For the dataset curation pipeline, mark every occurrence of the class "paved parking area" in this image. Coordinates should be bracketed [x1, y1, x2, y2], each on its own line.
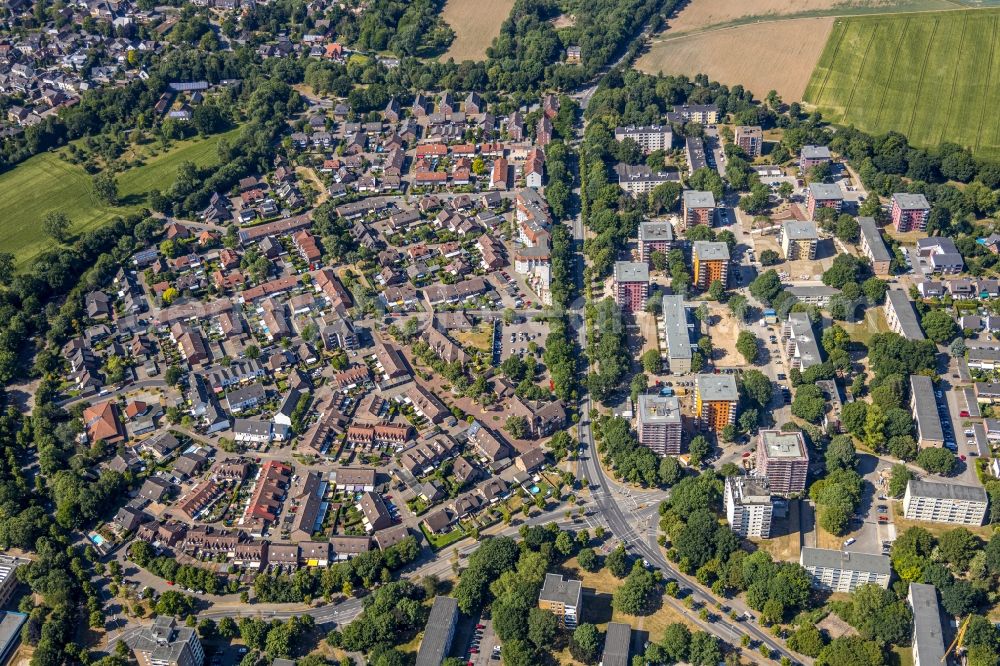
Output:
[499, 320, 548, 361]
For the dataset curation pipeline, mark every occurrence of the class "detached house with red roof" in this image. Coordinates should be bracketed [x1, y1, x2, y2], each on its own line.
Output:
[83, 401, 125, 444]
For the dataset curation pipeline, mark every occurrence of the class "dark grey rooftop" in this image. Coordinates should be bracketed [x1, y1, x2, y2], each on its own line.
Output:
[415, 596, 459, 666]
[801, 547, 891, 575]
[639, 220, 674, 242]
[907, 479, 988, 503]
[886, 290, 925, 340]
[601, 622, 632, 666]
[858, 217, 891, 262]
[539, 573, 582, 607]
[909, 374, 943, 443]
[909, 583, 946, 665]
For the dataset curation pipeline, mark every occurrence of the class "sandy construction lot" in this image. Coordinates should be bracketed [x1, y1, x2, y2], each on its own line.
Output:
[440, 0, 515, 61]
[666, 0, 954, 33]
[636, 17, 836, 101]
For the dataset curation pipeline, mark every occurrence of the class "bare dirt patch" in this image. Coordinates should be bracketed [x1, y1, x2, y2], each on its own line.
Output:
[707, 304, 747, 368]
[636, 17, 836, 101]
[440, 0, 516, 61]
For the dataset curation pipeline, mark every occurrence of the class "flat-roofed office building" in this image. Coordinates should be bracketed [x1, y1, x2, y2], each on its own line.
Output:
[903, 479, 988, 526]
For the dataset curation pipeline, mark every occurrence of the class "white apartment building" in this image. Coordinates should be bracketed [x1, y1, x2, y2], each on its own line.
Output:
[724, 476, 773, 538]
[800, 547, 891, 593]
[614, 125, 673, 153]
[903, 479, 988, 526]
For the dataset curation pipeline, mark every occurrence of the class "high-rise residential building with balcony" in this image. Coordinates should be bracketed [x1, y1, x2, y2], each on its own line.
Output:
[755, 430, 809, 495]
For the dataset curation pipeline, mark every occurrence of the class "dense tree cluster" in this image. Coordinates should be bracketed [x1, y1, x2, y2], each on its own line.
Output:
[252, 536, 420, 602]
[587, 298, 631, 403]
[658, 472, 815, 619]
[595, 415, 682, 487]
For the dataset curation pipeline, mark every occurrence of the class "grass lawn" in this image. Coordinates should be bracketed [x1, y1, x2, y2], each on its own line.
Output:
[890, 645, 914, 666]
[0, 126, 240, 266]
[891, 501, 998, 540]
[804, 9, 1000, 157]
[420, 522, 468, 550]
[452, 327, 493, 352]
[563, 557, 699, 636]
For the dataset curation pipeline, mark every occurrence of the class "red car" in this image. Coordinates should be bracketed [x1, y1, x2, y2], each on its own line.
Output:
[476, 624, 486, 630]
[960, 410, 970, 417]
[960, 454, 967, 461]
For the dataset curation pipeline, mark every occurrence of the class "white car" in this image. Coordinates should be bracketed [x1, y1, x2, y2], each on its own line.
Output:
[843, 538, 856, 547]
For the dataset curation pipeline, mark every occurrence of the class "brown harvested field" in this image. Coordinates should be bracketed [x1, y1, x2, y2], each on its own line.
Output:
[440, 0, 515, 61]
[636, 17, 836, 101]
[665, 0, 956, 33]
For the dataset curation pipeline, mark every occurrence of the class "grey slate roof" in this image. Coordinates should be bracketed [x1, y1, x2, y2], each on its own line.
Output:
[909, 374, 943, 443]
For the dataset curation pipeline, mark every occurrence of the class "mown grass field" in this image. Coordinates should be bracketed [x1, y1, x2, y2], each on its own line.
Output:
[0, 127, 240, 266]
[439, 0, 515, 61]
[803, 9, 1000, 157]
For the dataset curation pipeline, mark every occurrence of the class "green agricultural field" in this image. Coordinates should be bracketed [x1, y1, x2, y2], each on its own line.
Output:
[0, 126, 240, 266]
[804, 9, 1000, 158]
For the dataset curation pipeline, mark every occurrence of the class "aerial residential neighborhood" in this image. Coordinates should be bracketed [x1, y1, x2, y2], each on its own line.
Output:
[1, 1, 1000, 666]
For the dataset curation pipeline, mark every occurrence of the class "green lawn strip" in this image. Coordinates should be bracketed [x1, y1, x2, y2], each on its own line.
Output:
[0, 126, 241, 265]
[420, 522, 468, 551]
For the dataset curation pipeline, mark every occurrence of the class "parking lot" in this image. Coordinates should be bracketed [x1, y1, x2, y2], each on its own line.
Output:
[499, 319, 548, 361]
[454, 617, 499, 665]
